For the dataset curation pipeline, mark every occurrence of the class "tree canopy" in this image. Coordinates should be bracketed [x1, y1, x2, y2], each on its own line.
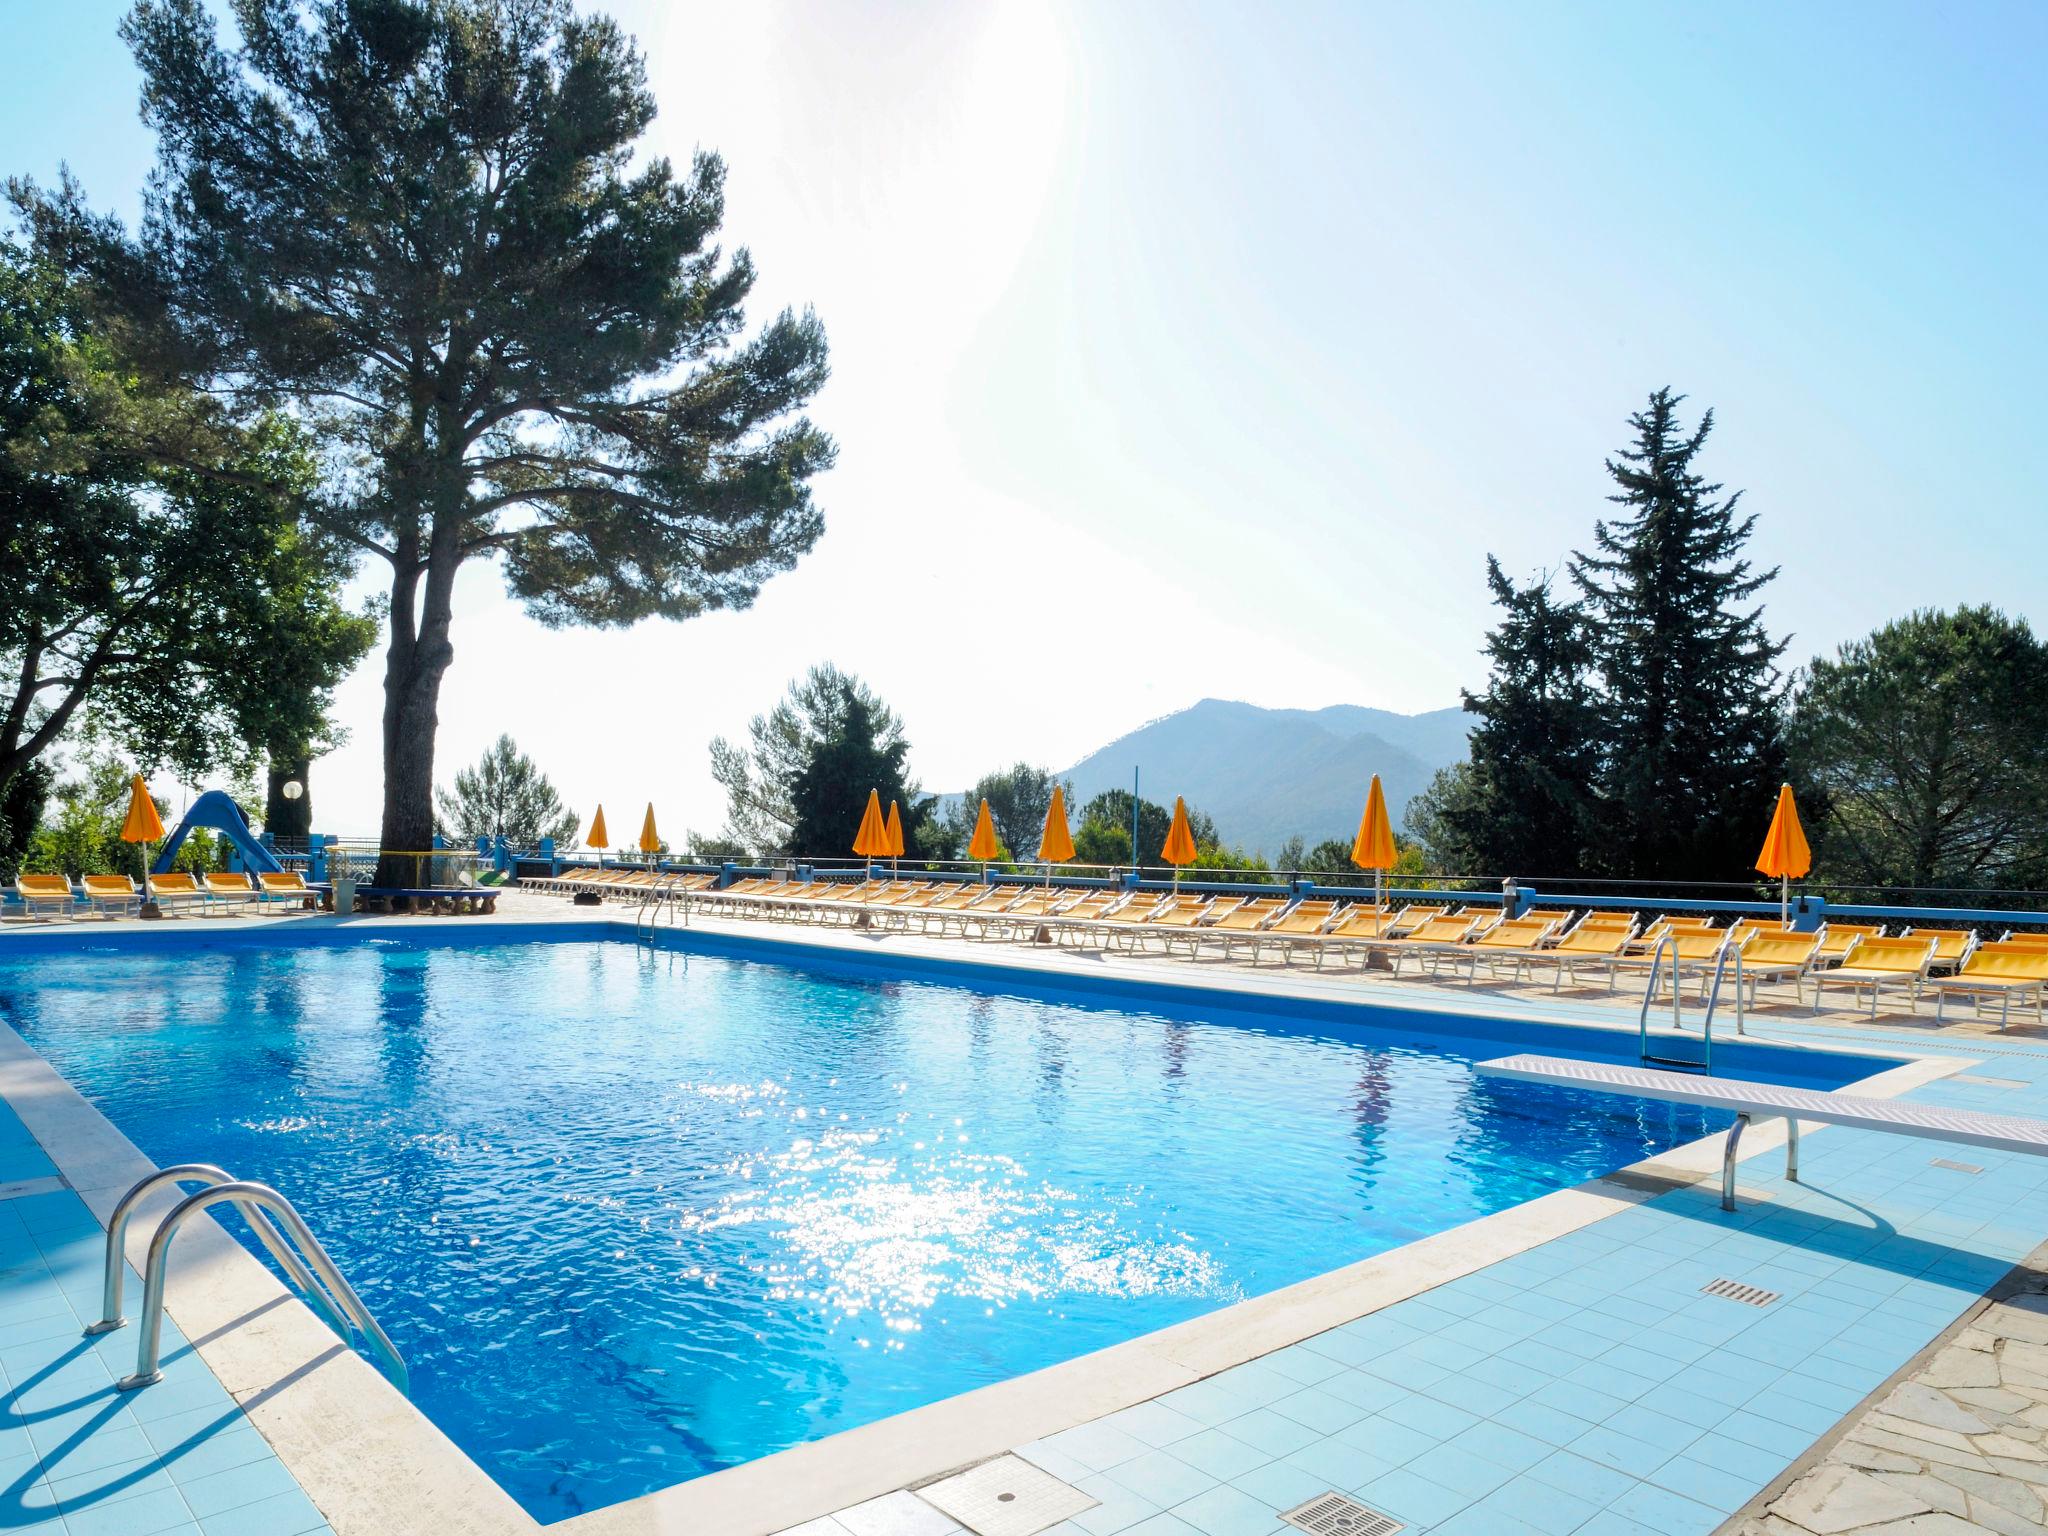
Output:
[939, 763, 1069, 863]
[709, 664, 907, 855]
[0, 239, 370, 867]
[435, 733, 579, 847]
[785, 682, 934, 860]
[1786, 607, 2048, 891]
[16, 0, 832, 882]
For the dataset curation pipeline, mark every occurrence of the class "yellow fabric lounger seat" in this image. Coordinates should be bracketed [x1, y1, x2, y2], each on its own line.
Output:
[1443, 917, 1565, 982]
[1287, 904, 1396, 969]
[1526, 926, 1635, 990]
[1813, 923, 1885, 967]
[1809, 935, 1939, 1017]
[1734, 932, 1824, 1007]
[204, 872, 259, 913]
[1243, 899, 1339, 963]
[80, 874, 142, 918]
[256, 871, 319, 910]
[1625, 916, 1720, 953]
[1902, 927, 1977, 976]
[145, 872, 207, 912]
[1384, 904, 1448, 937]
[14, 873, 78, 920]
[1187, 896, 1286, 956]
[1371, 913, 1483, 975]
[1926, 943, 2048, 1029]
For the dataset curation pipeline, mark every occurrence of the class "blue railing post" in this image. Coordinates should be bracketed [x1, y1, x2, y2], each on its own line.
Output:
[538, 836, 556, 876]
[1793, 895, 1826, 933]
[308, 833, 326, 883]
[721, 861, 737, 889]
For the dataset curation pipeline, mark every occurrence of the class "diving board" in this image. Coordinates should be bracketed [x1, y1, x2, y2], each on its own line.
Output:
[1478, 1053, 2048, 1210]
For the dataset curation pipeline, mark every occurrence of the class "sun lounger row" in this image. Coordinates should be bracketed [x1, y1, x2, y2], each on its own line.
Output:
[7, 871, 323, 919]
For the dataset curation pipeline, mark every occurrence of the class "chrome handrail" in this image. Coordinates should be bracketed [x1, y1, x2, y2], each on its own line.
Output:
[89, 1166, 345, 1339]
[113, 1179, 407, 1394]
[1636, 935, 1685, 1063]
[1699, 939, 1747, 1040]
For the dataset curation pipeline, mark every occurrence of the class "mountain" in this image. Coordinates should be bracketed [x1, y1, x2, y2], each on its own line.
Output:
[1055, 698, 1473, 858]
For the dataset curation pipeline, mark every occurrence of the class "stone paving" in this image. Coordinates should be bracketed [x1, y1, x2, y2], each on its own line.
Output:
[1727, 1260, 2048, 1536]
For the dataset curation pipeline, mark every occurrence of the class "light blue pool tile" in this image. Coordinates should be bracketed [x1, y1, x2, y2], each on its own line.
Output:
[1490, 1399, 1593, 1449]
[1405, 1442, 1513, 1501]
[1154, 1381, 1261, 1429]
[1600, 1404, 1700, 1456]
[61, 1485, 197, 1536]
[1266, 1386, 1368, 1435]
[1220, 1461, 1325, 1514]
[1070, 1473, 1160, 1536]
[1205, 1364, 1296, 1409]
[1015, 1440, 1096, 1487]
[1279, 1435, 1391, 1493]
[1648, 1449, 1771, 1512]
[1566, 1424, 1670, 1477]
[196, 1488, 330, 1536]
[1443, 1421, 1549, 1474]
[1217, 1409, 1320, 1460]
[1525, 1378, 1626, 1424]
[1258, 1345, 1348, 1387]
[174, 1455, 307, 1520]
[1603, 1479, 1723, 1536]
[1771, 1370, 1868, 1413]
[1683, 1429, 1794, 1485]
[1429, 1506, 1547, 1536]
[1313, 1371, 1407, 1414]
[1040, 1422, 1148, 1474]
[1329, 1415, 1436, 1467]
[1104, 1449, 1216, 1509]
[1386, 1394, 1477, 1442]
[1162, 1429, 1266, 1483]
[1117, 1515, 1200, 1536]
[1418, 1372, 1515, 1418]
[1102, 1401, 1204, 1450]
[1462, 1476, 1603, 1535]
[1574, 1510, 1667, 1536]
[1744, 1389, 1848, 1435]
[1351, 1467, 1468, 1527]
[1165, 1483, 1285, 1536]
[1455, 1356, 1552, 1399]
[1559, 1360, 1658, 1403]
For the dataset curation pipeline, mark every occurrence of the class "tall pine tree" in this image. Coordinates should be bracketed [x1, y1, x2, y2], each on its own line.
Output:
[1571, 389, 1787, 880]
[1434, 558, 1600, 874]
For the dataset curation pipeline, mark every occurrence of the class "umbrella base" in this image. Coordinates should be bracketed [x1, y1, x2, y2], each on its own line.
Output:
[138, 901, 164, 921]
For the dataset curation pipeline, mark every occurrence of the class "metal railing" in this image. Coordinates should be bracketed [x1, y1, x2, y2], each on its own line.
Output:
[90, 1166, 406, 1394]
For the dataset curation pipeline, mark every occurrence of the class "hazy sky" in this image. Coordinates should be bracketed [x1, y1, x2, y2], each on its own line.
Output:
[5, 1, 2044, 840]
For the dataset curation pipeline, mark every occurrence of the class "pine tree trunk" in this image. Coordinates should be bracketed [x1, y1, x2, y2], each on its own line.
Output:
[374, 539, 458, 889]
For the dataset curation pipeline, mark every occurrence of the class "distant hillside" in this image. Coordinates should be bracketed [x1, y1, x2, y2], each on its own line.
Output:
[1056, 698, 1473, 857]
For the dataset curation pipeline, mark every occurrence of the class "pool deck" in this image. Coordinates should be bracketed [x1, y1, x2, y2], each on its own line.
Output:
[3, 892, 2048, 1536]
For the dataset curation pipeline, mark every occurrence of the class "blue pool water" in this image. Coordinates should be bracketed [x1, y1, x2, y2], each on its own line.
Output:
[0, 935, 1887, 1520]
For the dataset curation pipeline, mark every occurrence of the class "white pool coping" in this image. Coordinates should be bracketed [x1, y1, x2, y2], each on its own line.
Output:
[0, 898, 1968, 1535]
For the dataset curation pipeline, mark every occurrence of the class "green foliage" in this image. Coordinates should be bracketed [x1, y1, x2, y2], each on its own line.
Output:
[434, 734, 579, 847]
[1570, 388, 1787, 879]
[1786, 607, 2048, 889]
[940, 764, 1071, 867]
[21, 754, 156, 878]
[0, 761, 53, 875]
[18, 0, 834, 874]
[0, 240, 371, 808]
[711, 665, 909, 854]
[785, 681, 936, 860]
[1072, 790, 1218, 870]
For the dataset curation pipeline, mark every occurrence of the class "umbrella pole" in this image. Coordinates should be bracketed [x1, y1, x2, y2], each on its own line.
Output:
[1781, 873, 1789, 925]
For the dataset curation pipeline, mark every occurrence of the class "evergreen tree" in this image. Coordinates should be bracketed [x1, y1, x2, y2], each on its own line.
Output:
[1571, 389, 1787, 880]
[1072, 790, 1217, 869]
[710, 665, 907, 853]
[785, 684, 934, 860]
[942, 763, 1070, 863]
[435, 735, 578, 847]
[1435, 559, 1600, 875]
[18, 0, 833, 887]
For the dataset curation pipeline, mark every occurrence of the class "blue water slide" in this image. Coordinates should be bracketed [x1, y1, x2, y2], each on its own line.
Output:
[150, 790, 284, 876]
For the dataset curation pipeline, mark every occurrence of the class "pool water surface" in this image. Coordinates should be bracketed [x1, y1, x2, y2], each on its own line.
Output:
[0, 936, 1881, 1520]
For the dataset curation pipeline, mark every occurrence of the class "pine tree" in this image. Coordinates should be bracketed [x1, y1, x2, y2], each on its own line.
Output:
[1571, 388, 1787, 880]
[785, 685, 934, 860]
[1434, 558, 1600, 875]
[435, 735, 578, 847]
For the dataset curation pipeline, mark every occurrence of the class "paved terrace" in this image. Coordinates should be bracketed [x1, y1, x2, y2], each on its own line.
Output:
[0, 889, 2045, 1536]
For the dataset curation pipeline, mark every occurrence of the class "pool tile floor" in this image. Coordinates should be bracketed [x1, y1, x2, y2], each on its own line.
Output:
[0, 1103, 332, 1536]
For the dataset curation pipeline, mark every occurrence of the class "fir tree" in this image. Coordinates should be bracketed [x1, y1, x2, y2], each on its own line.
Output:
[1436, 558, 1600, 875]
[785, 685, 934, 860]
[1571, 388, 1787, 880]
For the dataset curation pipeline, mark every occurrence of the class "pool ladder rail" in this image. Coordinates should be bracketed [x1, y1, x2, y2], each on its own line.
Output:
[87, 1165, 408, 1395]
[633, 875, 692, 944]
[1636, 934, 1747, 1073]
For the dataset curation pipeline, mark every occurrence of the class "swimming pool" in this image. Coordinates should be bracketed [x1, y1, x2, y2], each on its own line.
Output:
[0, 933, 1889, 1521]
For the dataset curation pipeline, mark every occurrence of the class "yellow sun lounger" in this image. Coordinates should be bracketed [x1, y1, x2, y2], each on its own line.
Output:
[1927, 942, 2048, 1029]
[80, 874, 142, 919]
[1809, 935, 1939, 1017]
[255, 871, 318, 910]
[204, 872, 259, 914]
[1244, 899, 1342, 963]
[145, 872, 208, 913]
[1901, 927, 1978, 976]
[1282, 904, 1397, 969]
[1442, 917, 1565, 983]
[1523, 925, 1636, 990]
[1385, 904, 1448, 937]
[1813, 923, 1886, 967]
[1372, 913, 1483, 975]
[1732, 932, 1824, 1006]
[14, 873, 78, 920]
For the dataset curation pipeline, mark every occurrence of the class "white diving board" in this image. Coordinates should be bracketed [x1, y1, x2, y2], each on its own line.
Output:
[1478, 1053, 2048, 1210]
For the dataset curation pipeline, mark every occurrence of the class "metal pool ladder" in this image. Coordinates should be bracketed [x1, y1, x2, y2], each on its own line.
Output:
[87, 1165, 407, 1394]
[1637, 935, 1745, 1072]
[633, 876, 689, 944]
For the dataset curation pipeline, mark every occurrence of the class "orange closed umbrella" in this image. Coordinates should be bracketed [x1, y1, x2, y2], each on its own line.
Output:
[639, 803, 660, 858]
[1161, 796, 1198, 886]
[1350, 773, 1397, 907]
[852, 789, 891, 861]
[120, 774, 165, 846]
[587, 805, 609, 865]
[1037, 786, 1076, 881]
[1755, 783, 1812, 922]
[885, 800, 905, 867]
[967, 799, 1001, 865]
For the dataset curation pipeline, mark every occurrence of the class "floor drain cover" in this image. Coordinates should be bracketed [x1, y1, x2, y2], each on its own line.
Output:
[1702, 1276, 1781, 1307]
[918, 1454, 1097, 1536]
[1931, 1157, 1985, 1174]
[1280, 1491, 1405, 1535]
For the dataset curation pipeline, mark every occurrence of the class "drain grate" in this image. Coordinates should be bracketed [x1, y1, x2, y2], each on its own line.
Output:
[1280, 1491, 1404, 1535]
[1931, 1156, 1985, 1174]
[1702, 1276, 1781, 1307]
